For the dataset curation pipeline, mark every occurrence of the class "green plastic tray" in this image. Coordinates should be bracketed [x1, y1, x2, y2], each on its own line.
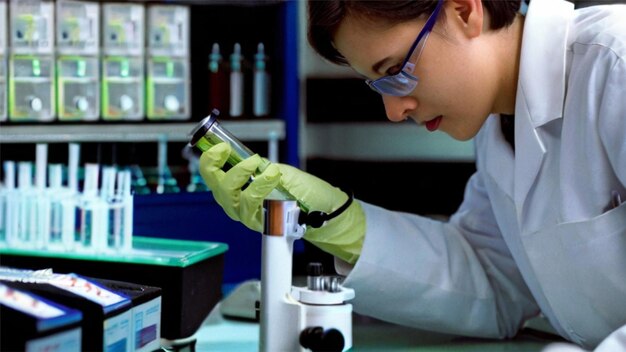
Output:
[0, 236, 228, 267]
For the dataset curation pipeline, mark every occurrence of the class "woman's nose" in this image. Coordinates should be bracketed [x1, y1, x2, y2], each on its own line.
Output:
[382, 95, 417, 122]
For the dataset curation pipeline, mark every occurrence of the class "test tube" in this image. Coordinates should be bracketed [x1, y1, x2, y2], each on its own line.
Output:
[35, 144, 50, 249]
[189, 109, 258, 165]
[68, 143, 80, 193]
[101, 166, 119, 248]
[122, 170, 133, 251]
[188, 109, 310, 212]
[17, 162, 34, 246]
[47, 159, 75, 251]
[78, 163, 108, 251]
[2, 161, 16, 245]
[48, 164, 63, 244]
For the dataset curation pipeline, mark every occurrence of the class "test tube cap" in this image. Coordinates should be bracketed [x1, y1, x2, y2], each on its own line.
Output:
[189, 109, 220, 147]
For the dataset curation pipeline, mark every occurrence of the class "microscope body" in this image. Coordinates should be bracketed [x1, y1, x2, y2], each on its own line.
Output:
[261, 199, 355, 352]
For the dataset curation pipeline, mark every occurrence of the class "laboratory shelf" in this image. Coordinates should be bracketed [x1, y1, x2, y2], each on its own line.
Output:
[0, 119, 285, 144]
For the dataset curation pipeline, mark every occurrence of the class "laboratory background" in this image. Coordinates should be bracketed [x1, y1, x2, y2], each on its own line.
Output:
[0, 0, 621, 351]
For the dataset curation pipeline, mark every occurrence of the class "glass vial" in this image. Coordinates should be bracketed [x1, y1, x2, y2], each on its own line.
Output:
[253, 43, 270, 117]
[229, 43, 244, 117]
[0, 161, 16, 246]
[77, 163, 108, 251]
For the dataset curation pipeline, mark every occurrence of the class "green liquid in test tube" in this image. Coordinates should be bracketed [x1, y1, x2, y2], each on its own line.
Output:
[189, 109, 310, 213]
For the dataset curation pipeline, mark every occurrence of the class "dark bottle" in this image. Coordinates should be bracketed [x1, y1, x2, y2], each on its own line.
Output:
[208, 43, 229, 116]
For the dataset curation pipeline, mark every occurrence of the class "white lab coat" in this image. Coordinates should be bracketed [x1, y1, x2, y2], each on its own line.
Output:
[338, 0, 626, 350]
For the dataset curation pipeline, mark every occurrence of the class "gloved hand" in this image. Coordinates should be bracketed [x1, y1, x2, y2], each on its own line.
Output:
[199, 142, 365, 264]
[199, 142, 281, 232]
[278, 163, 365, 264]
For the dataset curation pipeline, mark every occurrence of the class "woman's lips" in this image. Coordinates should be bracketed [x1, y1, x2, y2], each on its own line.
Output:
[425, 115, 442, 132]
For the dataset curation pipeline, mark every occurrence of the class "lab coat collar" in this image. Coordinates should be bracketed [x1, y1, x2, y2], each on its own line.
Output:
[517, 0, 574, 128]
[513, 0, 574, 225]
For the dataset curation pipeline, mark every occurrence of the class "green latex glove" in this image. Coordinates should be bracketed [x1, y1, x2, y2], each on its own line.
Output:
[199, 142, 365, 264]
[278, 163, 365, 264]
[199, 142, 281, 232]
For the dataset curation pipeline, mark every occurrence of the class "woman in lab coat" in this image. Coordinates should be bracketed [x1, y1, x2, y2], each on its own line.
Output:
[200, 0, 626, 350]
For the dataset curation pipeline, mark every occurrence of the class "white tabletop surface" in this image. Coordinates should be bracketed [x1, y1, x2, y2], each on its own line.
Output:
[191, 302, 560, 352]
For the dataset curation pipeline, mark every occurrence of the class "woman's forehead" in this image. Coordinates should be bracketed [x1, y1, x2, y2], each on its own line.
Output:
[333, 15, 420, 74]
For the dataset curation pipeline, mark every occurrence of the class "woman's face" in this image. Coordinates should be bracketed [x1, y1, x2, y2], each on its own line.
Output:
[332, 3, 505, 141]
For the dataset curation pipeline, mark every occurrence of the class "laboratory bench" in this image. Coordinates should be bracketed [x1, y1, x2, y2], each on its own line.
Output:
[185, 301, 562, 352]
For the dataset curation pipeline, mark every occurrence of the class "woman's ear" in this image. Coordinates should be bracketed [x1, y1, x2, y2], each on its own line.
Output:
[444, 0, 484, 39]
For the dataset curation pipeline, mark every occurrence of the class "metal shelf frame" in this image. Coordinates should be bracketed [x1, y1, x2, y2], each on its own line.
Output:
[0, 120, 285, 144]
[0, 120, 285, 162]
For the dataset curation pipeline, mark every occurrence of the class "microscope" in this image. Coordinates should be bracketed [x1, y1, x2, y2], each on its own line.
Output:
[260, 199, 355, 352]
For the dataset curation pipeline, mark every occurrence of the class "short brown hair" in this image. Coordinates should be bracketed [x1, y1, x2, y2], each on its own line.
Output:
[308, 0, 521, 65]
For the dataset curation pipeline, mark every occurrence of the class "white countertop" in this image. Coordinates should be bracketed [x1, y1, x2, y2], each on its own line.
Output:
[189, 302, 560, 352]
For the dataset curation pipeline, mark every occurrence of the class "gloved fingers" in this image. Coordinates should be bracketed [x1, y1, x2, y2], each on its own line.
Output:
[199, 142, 231, 187]
[277, 163, 348, 213]
[238, 163, 281, 233]
[200, 142, 231, 170]
[304, 201, 366, 265]
[277, 163, 312, 199]
[241, 163, 281, 206]
[238, 201, 263, 233]
[223, 154, 264, 192]
[219, 197, 242, 222]
[212, 154, 263, 222]
[208, 182, 241, 222]
[199, 142, 249, 222]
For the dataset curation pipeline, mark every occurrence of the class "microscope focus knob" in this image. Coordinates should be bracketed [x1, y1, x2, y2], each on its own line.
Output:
[299, 326, 345, 352]
[307, 262, 323, 276]
[307, 263, 324, 291]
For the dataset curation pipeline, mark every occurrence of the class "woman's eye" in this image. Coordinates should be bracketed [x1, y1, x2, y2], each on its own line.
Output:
[386, 64, 402, 76]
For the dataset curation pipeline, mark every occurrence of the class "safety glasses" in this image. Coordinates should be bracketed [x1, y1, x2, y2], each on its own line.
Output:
[366, 0, 443, 96]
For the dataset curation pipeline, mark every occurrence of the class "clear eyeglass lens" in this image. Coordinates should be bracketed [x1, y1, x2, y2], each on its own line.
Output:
[369, 72, 418, 96]
[367, 28, 432, 96]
